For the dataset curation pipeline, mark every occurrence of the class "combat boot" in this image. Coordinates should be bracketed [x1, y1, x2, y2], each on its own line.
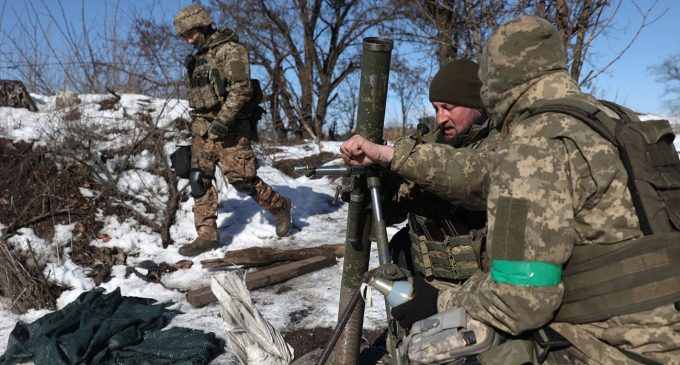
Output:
[274, 198, 292, 238]
[179, 238, 218, 257]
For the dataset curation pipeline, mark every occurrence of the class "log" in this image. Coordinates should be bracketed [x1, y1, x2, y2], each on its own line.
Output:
[187, 255, 337, 308]
[200, 244, 344, 270]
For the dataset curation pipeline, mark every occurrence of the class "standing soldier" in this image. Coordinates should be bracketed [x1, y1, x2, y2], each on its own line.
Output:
[174, 4, 291, 256]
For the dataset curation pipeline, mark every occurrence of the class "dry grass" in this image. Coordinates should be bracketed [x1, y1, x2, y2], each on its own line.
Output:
[0, 242, 62, 313]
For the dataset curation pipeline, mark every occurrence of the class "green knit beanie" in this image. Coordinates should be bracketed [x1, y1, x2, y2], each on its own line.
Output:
[429, 59, 483, 109]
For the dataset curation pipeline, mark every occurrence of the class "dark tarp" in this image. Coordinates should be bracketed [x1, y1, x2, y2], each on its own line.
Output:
[0, 287, 224, 365]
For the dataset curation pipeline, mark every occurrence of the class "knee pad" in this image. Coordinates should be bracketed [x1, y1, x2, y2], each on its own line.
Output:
[189, 169, 212, 198]
[170, 145, 191, 179]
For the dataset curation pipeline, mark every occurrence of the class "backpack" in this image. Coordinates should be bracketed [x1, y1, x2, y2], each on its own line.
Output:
[525, 97, 680, 235]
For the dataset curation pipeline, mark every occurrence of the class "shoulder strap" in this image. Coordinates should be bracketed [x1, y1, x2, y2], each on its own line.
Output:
[524, 97, 617, 145]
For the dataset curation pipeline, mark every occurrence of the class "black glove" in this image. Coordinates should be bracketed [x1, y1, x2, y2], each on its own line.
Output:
[184, 54, 196, 74]
[208, 120, 230, 138]
[390, 275, 439, 330]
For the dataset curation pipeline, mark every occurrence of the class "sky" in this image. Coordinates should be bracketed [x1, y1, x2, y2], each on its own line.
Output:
[1, 0, 678, 121]
[586, 0, 680, 115]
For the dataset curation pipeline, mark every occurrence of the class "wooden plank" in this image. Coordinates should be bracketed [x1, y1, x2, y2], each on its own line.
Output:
[186, 255, 337, 308]
[200, 244, 344, 269]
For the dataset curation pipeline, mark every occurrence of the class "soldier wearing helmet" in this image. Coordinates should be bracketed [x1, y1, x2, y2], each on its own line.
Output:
[174, 4, 291, 256]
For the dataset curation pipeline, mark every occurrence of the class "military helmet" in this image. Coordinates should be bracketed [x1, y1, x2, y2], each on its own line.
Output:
[174, 4, 213, 36]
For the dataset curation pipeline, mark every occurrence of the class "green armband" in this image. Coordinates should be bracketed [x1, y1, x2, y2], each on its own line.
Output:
[490, 259, 561, 287]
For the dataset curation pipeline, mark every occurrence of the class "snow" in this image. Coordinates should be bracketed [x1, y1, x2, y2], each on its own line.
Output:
[0, 93, 392, 363]
[4, 92, 673, 362]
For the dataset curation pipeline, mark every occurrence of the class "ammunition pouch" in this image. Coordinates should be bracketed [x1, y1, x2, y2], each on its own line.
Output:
[401, 307, 500, 364]
[187, 55, 227, 111]
[170, 145, 192, 179]
[409, 218, 484, 282]
[189, 169, 210, 198]
[208, 119, 230, 138]
[556, 232, 680, 323]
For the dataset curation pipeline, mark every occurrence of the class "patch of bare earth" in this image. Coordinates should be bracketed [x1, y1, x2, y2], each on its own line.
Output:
[283, 327, 387, 364]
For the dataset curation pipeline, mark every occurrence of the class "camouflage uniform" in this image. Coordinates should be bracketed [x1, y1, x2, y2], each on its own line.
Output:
[389, 16, 680, 364]
[174, 5, 291, 254]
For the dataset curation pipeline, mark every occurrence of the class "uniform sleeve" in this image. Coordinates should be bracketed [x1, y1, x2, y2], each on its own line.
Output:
[216, 43, 252, 124]
[390, 137, 489, 210]
[437, 135, 574, 335]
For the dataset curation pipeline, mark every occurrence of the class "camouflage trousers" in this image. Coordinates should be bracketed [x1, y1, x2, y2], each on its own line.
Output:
[191, 134, 289, 241]
[432, 280, 680, 364]
[546, 303, 680, 365]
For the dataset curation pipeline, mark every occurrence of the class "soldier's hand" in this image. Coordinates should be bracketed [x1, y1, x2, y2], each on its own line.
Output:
[340, 135, 394, 167]
[391, 275, 439, 330]
[208, 120, 229, 139]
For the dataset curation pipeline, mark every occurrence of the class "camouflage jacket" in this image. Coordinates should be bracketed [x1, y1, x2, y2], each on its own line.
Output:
[390, 16, 680, 364]
[187, 29, 254, 139]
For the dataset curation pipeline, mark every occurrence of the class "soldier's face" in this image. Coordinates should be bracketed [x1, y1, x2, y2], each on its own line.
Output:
[182, 29, 202, 45]
[433, 102, 481, 142]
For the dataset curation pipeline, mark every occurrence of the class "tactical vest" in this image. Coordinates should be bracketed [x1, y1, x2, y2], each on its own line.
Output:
[409, 214, 485, 281]
[186, 52, 227, 111]
[523, 97, 680, 323]
[185, 29, 239, 111]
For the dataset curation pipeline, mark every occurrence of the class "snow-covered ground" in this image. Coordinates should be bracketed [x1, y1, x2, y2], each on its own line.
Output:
[0, 94, 394, 362]
[1, 94, 678, 363]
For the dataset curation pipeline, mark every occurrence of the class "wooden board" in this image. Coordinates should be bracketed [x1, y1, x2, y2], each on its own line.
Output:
[186, 255, 337, 308]
[200, 244, 344, 269]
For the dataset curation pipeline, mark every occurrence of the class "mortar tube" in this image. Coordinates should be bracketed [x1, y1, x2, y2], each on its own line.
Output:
[333, 36, 392, 365]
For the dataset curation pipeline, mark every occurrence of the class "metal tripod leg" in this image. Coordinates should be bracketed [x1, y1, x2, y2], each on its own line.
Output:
[367, 174, 406, 365]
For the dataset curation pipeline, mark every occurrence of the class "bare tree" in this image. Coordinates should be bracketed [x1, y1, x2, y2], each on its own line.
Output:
[390, 56, 426, 136]
[652, 53, 680, 116]
[390, 0, 664, 87]
[532, 0, 665, 86]
[389, 0, 507, 64]
[332, 70, 361, 135]
[213, 0, 398, 141]
[0, 0, 186, 96]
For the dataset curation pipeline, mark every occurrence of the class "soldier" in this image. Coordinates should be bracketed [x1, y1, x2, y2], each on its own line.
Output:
[342, 16, 680, 364]
[383, 60, 493, 330]
[174, 4, 291, 257]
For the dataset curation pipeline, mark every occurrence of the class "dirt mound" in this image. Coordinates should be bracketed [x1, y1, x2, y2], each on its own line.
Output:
[272, 151, 340, 178]
[0, 138, 125, 312]
[0, 138, 95, 239]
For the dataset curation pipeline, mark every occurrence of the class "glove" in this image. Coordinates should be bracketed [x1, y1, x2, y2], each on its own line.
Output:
[184, 54, 196, 73]
[391, 275, 439, 330]
[208, 120, 230, 138]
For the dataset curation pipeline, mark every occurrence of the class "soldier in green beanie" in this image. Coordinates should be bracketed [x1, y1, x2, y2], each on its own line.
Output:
[381, 59, 495, 332]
